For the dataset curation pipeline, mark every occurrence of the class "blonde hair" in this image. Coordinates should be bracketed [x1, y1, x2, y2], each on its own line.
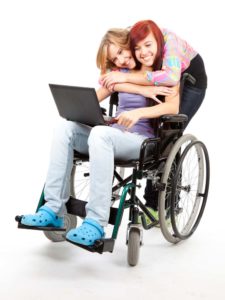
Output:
[96, 28, 130, 74]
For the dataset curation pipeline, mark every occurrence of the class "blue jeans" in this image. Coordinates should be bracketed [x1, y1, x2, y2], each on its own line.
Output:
[44, 119, 147, 226]
[179, 84, 206, 126]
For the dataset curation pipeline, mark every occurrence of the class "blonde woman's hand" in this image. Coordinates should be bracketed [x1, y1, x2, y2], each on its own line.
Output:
[100, 71, 127, 88]
[115, 110, 142, 129]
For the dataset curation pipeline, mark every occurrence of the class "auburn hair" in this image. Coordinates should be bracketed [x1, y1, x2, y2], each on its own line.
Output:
[130, 20, 164, 71]
[130, 20, 165, 133]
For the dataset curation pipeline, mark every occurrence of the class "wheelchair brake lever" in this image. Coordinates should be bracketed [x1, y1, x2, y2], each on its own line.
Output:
[104, 117, 118, 125]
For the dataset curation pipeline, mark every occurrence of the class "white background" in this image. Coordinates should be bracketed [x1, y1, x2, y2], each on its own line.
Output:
[0, 0, 224, 299]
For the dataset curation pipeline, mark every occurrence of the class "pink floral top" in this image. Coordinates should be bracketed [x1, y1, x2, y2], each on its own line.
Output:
[146, 28, 197, 86]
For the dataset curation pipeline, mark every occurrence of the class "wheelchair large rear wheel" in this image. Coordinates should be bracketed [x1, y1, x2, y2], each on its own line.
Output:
[70, 161, 125, 202]
[70, 161, 90, 201]
[159, 134, 199, 243]
[170, 140, 210, 240]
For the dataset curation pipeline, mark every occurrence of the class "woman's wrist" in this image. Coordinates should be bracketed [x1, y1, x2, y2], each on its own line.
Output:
[126, 72, 133, 83]
[134, 108, 146, 119]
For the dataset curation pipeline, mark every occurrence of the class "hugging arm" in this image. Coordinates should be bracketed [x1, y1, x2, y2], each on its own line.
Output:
[116, 84, 180, 129]
[113, 82, 175, 104]
[96, 82, 174, 104]
[100, 62, 181, 88]
[96, 86, 112, 102]
[96, 77, 179, 130]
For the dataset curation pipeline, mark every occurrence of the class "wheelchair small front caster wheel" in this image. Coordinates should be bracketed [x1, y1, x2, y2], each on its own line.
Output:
[127, 227, 141, 266]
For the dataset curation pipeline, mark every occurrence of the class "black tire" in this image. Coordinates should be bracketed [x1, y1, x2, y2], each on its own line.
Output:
[127, 228, 141, 267]
[170, 140, 210, 239]
[159, 134, 198, 243]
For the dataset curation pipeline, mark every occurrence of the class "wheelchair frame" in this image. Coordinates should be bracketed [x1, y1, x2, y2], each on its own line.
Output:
[16, 74, 210, 266]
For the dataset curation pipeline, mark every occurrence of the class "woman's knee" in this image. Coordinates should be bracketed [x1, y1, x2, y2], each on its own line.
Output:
[53, 119, 77, 143]
[88, 126, 112, 146]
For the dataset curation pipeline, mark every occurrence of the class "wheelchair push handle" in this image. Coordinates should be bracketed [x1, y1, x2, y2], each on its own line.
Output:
[181, 73, 196, 86]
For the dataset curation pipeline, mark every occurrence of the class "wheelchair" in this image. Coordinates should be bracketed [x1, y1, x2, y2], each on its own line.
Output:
[16, 74, 210, 266]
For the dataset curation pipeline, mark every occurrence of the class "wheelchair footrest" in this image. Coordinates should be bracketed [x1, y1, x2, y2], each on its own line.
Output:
[15, 215, 66, 231]
[66, 197, 118, 225]
[65, 237, 115, 254]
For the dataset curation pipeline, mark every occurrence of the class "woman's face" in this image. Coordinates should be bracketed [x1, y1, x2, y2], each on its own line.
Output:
[134, 31, 158, 68]
[107, 43, 136, 69]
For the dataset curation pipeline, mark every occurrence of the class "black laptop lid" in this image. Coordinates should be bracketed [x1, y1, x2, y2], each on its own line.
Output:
[49, 84, 105, 126]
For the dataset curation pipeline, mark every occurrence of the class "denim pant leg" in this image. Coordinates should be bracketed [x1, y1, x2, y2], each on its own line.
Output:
[86, 126, 147, 226]
[44, 119, 91, 216]
[180, 84, 206, 126]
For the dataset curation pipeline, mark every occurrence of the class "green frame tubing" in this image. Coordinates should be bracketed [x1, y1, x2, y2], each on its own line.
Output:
[112, 183, 135, 240]
[36, 187, 45, 212]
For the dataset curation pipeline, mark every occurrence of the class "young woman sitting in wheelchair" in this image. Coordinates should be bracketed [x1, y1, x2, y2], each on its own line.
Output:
[20, 21, 187, 247]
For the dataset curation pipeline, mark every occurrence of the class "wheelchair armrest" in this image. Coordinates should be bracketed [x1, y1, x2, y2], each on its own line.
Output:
[159, 114, 188, 124]
[139, 137, 160, 170]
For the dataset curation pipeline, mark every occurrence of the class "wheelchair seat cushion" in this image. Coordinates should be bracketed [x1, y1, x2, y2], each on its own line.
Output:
[66, 218, 104, 246]
[21, 206, 64, 228]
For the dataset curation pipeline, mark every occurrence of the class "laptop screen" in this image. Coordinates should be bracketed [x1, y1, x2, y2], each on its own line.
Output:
[49, 84, 106, 126]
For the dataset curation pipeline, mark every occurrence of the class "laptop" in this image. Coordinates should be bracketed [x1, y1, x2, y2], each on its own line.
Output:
[49, 84, 116, 127]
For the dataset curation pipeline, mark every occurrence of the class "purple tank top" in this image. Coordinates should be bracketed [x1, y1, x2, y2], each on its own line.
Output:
[111, 92, 155, 138]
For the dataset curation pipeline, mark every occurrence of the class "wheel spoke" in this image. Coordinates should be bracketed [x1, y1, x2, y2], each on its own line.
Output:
[159, 134, 209, 243]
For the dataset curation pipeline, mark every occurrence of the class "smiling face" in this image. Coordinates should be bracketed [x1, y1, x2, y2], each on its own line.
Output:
[134, 31, 158, 69]
[107, 43, 136, 70]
